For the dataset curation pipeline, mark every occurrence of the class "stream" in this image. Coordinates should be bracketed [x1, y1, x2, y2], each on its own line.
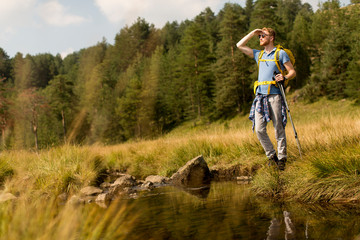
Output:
[93, 182, 360, 240]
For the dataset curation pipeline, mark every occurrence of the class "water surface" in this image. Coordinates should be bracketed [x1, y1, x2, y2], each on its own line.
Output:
[101, 182, 360, 239]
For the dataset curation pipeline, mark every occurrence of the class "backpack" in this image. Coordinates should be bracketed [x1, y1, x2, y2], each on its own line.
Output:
[253, 45, 295, 94]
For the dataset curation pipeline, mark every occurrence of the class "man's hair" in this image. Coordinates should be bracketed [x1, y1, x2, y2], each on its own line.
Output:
[262, 27, 276, 41]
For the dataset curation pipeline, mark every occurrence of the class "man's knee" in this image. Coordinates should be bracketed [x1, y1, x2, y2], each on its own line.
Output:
[255, 125, 267, 137]
[274, 125, 286, 138]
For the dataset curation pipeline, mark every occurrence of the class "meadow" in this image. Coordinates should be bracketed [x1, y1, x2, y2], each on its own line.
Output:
[0, 96, 360, 238]
[2, 96, 360, 200]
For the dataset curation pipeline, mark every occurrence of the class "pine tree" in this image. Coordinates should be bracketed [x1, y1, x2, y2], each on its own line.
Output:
[0, 81, 12, 149]
[137, 47, 163, 137]
[31, 53, 59, 88]
[344, 4, 360, 101]
[44, 75, 75, 143]
[0, 48, 11, 81]
[161, 21, 181, 51]
[155, 46, 187, 132]
[245, 0, 254, 28]
[277, 0, 302, 34]
[249, 0, 283, 32]
[194, 7, 220, 53]
[320, 5, 350, 99]
[288, 8, 313, 89]
[179, 20, 215, 121]
[110, 18, 152, 75]
[214, 3, 252, 116]
[115, 57, 144, 140]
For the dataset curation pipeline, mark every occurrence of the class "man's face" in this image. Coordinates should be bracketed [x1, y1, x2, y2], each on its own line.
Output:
[259, 31, 271, 46]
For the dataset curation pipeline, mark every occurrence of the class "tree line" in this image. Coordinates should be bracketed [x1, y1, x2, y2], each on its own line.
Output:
[0, 0, 359, 150]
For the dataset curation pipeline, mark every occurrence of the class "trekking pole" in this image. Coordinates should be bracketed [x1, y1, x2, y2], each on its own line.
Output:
[278, 81, 302, 159]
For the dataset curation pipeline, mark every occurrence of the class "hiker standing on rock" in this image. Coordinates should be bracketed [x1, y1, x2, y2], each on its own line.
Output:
[236, 28, 296, 170]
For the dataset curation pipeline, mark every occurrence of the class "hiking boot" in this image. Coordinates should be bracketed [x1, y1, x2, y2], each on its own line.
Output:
[268, 154, 279, 167]
[278, 158, 287, 171]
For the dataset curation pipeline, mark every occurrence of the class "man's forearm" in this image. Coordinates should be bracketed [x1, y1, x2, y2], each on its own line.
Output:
[237, 29, 261, 57]
[286, 69, 296, 80]
[236, 29, 258, 48]
[283, 61, 296, 80]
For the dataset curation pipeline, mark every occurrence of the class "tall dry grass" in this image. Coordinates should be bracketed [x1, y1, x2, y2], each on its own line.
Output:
[0, 196, 135, 240]
[1, 146, 107, 198]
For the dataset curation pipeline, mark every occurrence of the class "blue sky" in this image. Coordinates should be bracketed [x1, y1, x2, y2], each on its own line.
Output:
[0, 0, 351, 59]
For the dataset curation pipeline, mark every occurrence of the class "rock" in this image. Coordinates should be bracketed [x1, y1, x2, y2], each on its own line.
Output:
[122, 187, 136, 195]
[109, 184, 124, 196]
[0, 193, 17, 203]
[109, 184, 136, 198]
[236, 176, 252, 184]
[210, 164, 242, 181]
[80, 186, 103, 196]
[129, 193, 138, 199]
[236, 176, 253, 181]
[210, 164, 261, 181]
[136, 180, 145, 185]
[112, 174, 137, 188]
[106, 170, 126, 183]
[145, 175, 170, 185]
[141, 181, 155, 190]
[96, 193, 112, 203]
[100, 182, 112, 189]
[170, 155, 211, 188]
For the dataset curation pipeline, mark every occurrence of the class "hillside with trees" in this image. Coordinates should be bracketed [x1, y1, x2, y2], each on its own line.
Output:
[0, 0, 359, 150]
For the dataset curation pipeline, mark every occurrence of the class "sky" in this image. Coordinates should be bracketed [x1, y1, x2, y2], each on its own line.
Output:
[0, 0, 351, 59]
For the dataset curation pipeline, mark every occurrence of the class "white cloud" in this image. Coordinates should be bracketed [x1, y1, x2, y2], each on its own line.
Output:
[60, 47, 74, 59]
[0, 0, 37, 26]
[94, 0, 223, 27]
[94, 0, 150, 24]
[38, 0, 87, 26]
[0, 27, 16, 42]
[0, 0, 35, 14]
[0, 0, 37, 48]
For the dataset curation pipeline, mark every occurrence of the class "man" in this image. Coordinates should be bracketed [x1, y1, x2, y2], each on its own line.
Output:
[237, 28, 296, 170]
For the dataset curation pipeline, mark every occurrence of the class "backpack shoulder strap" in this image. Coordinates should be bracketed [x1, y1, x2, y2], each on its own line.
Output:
[274, 45, 284, 75]
[257, 50, 265, 69]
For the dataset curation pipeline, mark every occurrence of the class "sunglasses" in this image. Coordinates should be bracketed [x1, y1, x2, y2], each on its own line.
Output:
[258, 34, 269, 39]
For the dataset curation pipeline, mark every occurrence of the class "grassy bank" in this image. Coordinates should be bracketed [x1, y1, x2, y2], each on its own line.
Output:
[1, 98, 360, 201]
[249, 98, 360, 202]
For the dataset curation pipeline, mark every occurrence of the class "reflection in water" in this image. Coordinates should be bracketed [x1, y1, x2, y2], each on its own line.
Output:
[266, 211, 296, 240]
[92, 182, 360, 239]
[284, 211, 296, 240]
[267, 218, 281, 239]
[180, 185, 211, 199]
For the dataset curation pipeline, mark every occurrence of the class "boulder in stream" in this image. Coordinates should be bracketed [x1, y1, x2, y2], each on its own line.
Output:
[145, 175, 170, 185]
[170, 155, 211, 188]
[112, 174, 137, 188]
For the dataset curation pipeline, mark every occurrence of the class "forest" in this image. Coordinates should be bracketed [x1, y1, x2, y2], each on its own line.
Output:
[0, 0, 359, 150]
